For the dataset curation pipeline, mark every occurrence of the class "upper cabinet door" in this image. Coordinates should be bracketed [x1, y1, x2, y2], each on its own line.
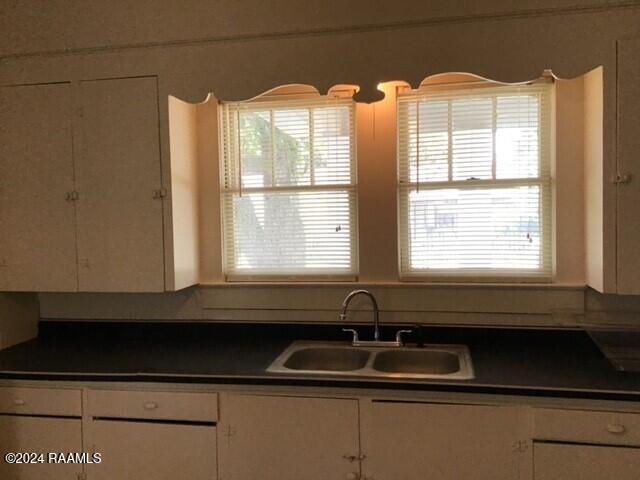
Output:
[617, 38, 640, 295]
[76, 76, 164, 292]
[0, 83, 78, 292]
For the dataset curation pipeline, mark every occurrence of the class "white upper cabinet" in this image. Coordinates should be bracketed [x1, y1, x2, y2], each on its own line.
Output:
[0, 76, 178, 293]
[0, 83, 78, 292]
[76, 77, 165, 292]
[616, 37, 640, 295]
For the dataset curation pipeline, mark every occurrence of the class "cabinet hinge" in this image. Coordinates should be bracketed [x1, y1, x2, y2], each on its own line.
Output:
[65, 191, 79, 201]
[612, 173, 632, 185]
[511, 440, 529, 453]
[153, 188, 167, 199]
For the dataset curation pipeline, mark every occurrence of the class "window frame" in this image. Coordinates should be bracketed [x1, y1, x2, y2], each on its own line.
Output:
[396, 81, 556, 282]
[218, 95, 359, 282]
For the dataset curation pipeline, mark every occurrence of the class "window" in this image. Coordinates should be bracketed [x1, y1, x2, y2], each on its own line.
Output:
[397, 82, 554, 280]
[220, 96, 357, 279]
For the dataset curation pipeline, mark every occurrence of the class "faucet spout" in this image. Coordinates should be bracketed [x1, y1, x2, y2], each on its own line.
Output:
[340, 289, 380, 341]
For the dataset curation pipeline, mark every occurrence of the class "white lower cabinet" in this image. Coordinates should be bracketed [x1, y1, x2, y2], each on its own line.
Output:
[534, 443, 640, 480]
[87, 419, 216, 480]
[0, 387, 83, 479]
[217, 394, 361, 480]
[85, 389, 218, 480]
[360, 400, 531, 480]
[0, 416, 83, 480]
[4, 385, 640, 480]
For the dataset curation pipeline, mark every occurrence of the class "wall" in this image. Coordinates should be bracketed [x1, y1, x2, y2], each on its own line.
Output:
[3, 1, 640, 326]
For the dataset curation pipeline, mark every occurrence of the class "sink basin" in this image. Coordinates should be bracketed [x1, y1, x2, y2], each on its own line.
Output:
[267, 341, 474, 380]
[372, 349, 460, 375]
[283, 347, 369, 372]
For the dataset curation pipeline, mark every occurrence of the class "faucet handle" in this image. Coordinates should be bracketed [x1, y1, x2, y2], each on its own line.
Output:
[342, 328, 359, 345]
[395, 329, 413, 346]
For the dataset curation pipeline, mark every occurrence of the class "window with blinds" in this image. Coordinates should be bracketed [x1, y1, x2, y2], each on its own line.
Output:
[397, 83, 554, 279]
[220, 96, 357, 279]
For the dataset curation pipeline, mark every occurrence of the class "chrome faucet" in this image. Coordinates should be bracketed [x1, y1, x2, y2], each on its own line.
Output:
[339, 289, 381, 341]
[339, 290, 413, 347]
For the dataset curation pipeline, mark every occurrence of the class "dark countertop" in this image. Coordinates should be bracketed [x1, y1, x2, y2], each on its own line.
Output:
[0, 322, 639, 401]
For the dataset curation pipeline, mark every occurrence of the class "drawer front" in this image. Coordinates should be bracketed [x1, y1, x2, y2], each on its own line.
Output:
[534, 443, 640, 480]
[87, 390, 218, 422]
[0, 387, 82, 417]
[534, 408, 640, 446]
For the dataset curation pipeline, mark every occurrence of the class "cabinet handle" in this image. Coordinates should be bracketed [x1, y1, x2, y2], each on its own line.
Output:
[12, 398, 25, 406]
[143, 401, 158, 410]
[606, 424, 626, 434]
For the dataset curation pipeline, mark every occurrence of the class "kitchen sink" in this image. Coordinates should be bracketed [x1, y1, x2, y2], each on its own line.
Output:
[372, 349, 461, 375]
[283, 346, 369, 372]
[267, 341, 474, 380]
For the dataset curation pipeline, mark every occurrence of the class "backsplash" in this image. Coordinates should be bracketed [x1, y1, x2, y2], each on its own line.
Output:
[34, 285, 586, 327]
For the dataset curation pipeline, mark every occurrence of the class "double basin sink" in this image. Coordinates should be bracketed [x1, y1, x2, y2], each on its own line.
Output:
[267, 341, 474, 380]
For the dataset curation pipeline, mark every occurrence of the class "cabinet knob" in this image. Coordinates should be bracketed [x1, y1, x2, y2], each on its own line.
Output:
[143, 401, 158, 410]
[12, 398, 25, 406]
[606, 424, 626, 434]
[345, 473, 359, 480]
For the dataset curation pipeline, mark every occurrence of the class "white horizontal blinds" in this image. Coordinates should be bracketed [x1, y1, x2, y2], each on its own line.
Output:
[220, 97, 357, 278]
[398, 83, 553, 278]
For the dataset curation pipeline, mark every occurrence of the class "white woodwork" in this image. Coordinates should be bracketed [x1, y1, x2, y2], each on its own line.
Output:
[0, 83, 78, 292]
[0, 387, 81, 416]
[87, 389, 218, 422]
[616, 37, 640, 295]
[534, 408, 640, 447]
[0, 3, 639, 314]
[76, 76, 164, 292]
[196, 96, 224, 282]
[168, 95, 200, 289]
[583, 67, 605, 293]
[87, 419, 217, 480]
[0, 416, 83, 480]
[218, 394, 360, 480]
[360, 401, 532, 480]
[534, 443, 640, 480]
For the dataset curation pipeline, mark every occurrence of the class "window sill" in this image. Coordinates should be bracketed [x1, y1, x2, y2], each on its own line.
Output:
[198, 280, 586, 291]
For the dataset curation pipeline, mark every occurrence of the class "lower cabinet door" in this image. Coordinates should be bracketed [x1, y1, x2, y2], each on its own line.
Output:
[87, 419, 217, 480]
[218, 394, 361, 480]
[534, 442, 640, 480]
[0, 416, 83, 479]
[360, 401, 531, 480]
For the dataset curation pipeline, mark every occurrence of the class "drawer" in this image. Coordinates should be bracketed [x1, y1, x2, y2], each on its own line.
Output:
[87, 389, 218, 423]
[534, 408, 640, 447]
[0, 387, 81, 417]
